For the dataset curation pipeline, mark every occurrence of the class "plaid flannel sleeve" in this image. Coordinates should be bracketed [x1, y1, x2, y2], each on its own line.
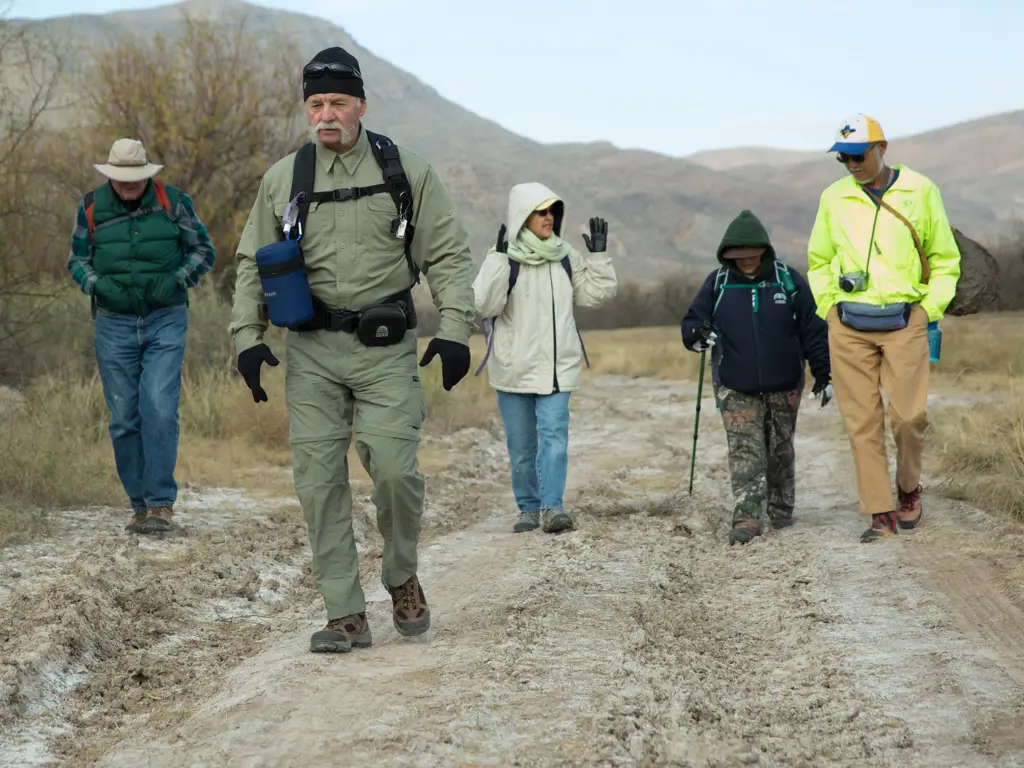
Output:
[66, 199, 98, 295]
[173, 192, 216, 288]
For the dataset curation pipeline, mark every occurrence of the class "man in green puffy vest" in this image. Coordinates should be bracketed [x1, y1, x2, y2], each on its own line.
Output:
[67, 137, 216, 535]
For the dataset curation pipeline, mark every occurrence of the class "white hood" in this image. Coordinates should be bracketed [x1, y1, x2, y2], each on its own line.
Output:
[506, 181, 565, 239]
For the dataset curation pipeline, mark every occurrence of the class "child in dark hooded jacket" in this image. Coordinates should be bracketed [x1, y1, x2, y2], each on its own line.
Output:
[681, 209, 831, 545]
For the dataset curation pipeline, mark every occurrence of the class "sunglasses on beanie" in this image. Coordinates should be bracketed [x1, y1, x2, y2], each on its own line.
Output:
[302, 61, 362, 80]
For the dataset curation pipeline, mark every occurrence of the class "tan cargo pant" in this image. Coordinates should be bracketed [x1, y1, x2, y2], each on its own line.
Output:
[285, 327, 426, 620]
[826, 303, 930, 515]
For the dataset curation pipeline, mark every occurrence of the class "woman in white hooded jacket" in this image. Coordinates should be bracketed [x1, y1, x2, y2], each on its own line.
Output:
[472, 182, 618, 534]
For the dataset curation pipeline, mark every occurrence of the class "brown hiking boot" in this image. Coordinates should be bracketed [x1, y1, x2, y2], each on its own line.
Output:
[861, 511, 897, 543]
[897, 485, 923, 529]
[143, 506, 174, 533]
[728, 519, 762, 546]
[124, 511, 147, 534]
[310, 613, 373, 653]
[388, 575, 431, 637]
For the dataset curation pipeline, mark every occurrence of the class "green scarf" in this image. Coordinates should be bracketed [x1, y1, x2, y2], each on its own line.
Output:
[506, 227, 571, 265]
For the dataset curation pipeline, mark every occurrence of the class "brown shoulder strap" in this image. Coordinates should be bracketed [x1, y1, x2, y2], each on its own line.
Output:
[863, 186, 930, 284]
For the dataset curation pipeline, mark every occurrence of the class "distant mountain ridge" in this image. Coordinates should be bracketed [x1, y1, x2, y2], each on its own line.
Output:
[15, 0, 1024, 279]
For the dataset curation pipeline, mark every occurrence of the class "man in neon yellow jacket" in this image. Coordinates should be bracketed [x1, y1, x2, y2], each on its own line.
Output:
[806, 114, 961, 543]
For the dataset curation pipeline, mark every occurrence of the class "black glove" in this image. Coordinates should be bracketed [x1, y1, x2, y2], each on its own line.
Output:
[811, 373, 830, 395]
[582, 217, 608, 252]
[495, 224, 508, 254]
[237, 343, 279, 403]
[419, 338, 470, 391]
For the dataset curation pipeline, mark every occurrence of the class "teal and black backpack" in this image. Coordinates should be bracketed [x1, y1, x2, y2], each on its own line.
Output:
[712, 260, 799, 313]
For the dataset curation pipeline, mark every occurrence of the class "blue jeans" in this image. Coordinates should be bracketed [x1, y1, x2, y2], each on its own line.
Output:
[94, 305, 188, 514]
[496, 391, 571, 512]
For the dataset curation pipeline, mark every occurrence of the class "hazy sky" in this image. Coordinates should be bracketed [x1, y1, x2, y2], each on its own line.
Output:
[12, 0, 1022, 158]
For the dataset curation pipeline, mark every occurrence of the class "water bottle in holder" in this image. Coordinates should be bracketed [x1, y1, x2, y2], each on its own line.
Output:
[255, 193, 315, 328]
[927, 321, 941, 363]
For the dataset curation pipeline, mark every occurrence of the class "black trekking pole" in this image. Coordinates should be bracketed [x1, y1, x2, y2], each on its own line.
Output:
[688, 321, 712, 496]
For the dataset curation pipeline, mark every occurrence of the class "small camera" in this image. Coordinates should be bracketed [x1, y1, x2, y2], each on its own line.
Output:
[838, 272, 868, 293]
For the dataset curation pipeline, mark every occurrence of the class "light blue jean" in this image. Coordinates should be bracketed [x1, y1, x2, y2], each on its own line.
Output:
[496, 391, 571, 513]
[94, 305, 188, 514]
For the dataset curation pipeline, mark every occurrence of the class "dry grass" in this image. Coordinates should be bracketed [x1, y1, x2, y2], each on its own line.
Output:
[928, 387, 1024, 520]
[4, 300, 1021, 544]
[920, 312, 1024, 520]
[0, 299, 698, 545]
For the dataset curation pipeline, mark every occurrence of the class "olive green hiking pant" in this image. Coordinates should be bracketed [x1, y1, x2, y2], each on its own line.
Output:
[285, 328, 426, 621]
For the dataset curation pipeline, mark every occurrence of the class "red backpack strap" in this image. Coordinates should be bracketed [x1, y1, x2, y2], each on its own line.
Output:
[83, 190, 95, 238]
[153, 178, 172, 214]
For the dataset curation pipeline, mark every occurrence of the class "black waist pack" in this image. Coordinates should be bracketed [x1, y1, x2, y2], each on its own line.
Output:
[356, 291, 418, 347]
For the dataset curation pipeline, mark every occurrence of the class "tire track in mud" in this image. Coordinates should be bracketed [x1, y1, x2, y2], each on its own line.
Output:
[911, 546, 1024, 687]
[895, 499, 1024, 692]
[11, 375, 1024, 767]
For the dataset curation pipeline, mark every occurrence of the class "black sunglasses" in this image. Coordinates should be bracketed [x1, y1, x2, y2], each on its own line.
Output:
[836, 143, 881, 164]
[302, 61, 362, 80]
[836, 152, 866, 164]
[534, 207, 555, 217]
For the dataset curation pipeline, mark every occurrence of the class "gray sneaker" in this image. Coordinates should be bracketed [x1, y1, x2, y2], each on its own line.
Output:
[513, 510, 540, 533]
[124, 511, 147, 534]
[541, 507, 575, 533]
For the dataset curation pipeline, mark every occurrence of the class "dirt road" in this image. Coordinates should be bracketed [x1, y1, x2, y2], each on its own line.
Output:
[5, 374, 1024, 767]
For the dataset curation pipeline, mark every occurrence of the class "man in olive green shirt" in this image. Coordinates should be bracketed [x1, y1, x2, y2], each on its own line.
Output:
[230, 46, 475, 654]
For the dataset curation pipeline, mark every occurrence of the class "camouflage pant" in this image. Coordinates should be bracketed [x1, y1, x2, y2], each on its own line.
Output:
[713, 385, 802, 527]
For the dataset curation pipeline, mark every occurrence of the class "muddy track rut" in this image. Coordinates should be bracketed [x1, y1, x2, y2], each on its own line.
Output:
[5, 375, 1024, 767]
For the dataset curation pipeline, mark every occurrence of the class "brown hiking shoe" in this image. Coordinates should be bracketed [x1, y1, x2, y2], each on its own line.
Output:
[861, 511, 897, 543]
[388, 575, 431, 637]
[124, 511, 147, 534]
[143, 506, 174, 533]
[728, 519, 762, 546]
[310, 613, 373, 653]
[897, 485, 923, 529]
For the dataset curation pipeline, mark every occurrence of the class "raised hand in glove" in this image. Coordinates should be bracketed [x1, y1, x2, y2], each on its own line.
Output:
[419, 338, 471, 391]
[582, 217, 608, 253]
[237, 343, 279, 403]
[495, 224, 508, 254]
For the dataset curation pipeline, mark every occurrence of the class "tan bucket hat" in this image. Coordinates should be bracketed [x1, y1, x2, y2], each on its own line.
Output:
[94, 138, 164, 182]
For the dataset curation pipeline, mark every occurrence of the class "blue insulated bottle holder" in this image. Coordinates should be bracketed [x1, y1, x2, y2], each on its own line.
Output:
[255, 196, 315, 328]
[927, 321, 941, 363]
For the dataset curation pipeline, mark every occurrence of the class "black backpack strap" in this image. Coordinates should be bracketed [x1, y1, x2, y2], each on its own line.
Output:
[290, 142, 317, 235]
[560, 255, 572, 281]
[506, 258, 520, 297]
[288, 137, 418, 285]
[365, 129, 419, 284]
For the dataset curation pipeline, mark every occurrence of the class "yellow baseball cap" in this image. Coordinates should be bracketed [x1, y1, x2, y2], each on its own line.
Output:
[535, 197, 559, 211]
[828, 114, 885, 154]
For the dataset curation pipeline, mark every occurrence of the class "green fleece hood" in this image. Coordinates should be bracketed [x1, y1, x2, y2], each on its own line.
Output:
[716, 209, 776, 266]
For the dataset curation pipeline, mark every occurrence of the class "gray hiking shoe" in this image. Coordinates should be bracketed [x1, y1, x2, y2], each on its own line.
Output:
[124, 511, 147, 534]
[310, 613, 373, 653]
[541, 507, 575, 533]
[513, 510, 540, 533]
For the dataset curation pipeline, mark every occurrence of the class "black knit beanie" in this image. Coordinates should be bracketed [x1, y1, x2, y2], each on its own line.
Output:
[302, 47, 365, 101]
